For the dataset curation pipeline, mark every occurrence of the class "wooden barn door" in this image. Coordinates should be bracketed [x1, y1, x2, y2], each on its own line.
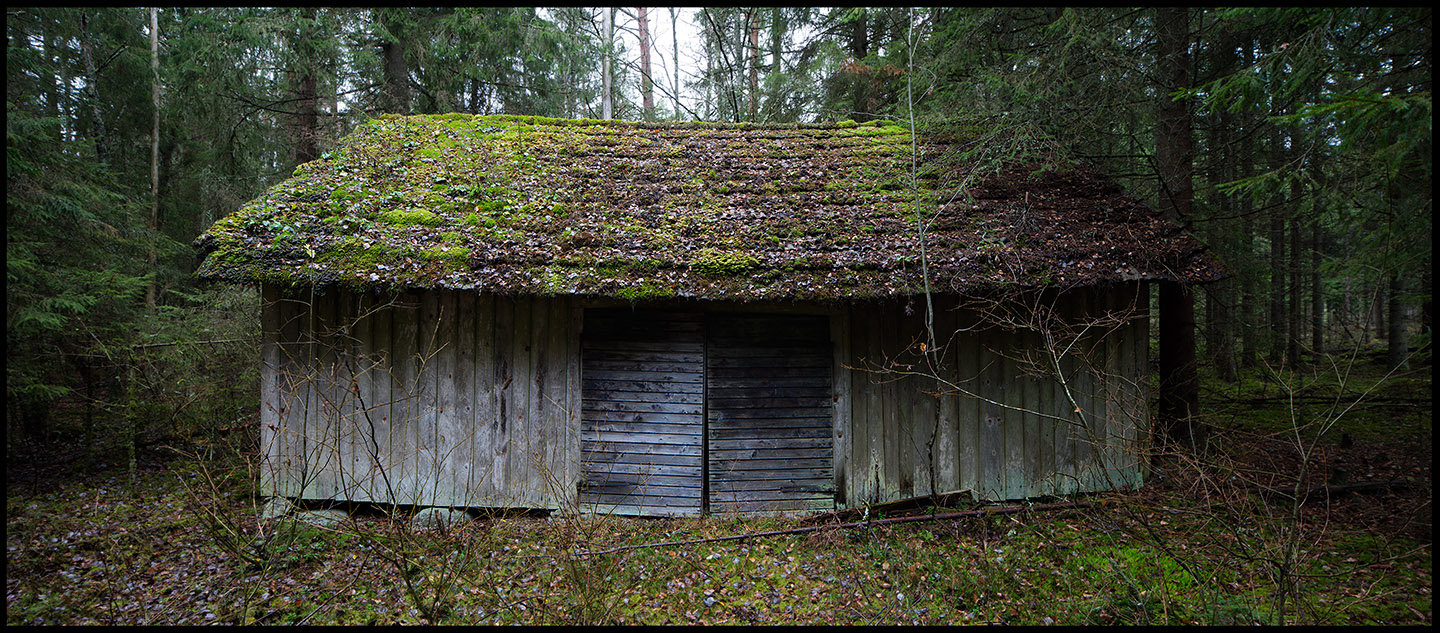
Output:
[580, 309, 705, 516]
[706, 314, 835, 514]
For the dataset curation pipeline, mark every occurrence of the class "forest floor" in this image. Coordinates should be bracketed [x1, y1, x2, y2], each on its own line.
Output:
[6, 350, 1430, 625]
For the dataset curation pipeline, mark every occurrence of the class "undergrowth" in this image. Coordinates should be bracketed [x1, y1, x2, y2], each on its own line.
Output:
[5, 354, 1430, 625]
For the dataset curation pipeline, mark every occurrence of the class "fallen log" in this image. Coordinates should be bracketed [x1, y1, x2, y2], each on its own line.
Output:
[1243, 479, 1420, 502]
[576, 501, 1091, 557]
[803, 489, 977, 524]
[1219, 395, 1430, 406]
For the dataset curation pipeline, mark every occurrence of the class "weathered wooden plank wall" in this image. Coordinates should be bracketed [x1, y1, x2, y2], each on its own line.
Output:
[259, 284, 283, 496]
[838, 283, 1150, 507]
[706, 314, 835, 515]
[261, 284, 1149, 515]
[579, 309, 706, 517]
[273, 289, 307, 498]
[262, 287, 580, 511]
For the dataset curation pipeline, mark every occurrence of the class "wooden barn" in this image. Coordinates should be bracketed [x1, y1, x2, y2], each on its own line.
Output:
[194, 114, 1222, 517]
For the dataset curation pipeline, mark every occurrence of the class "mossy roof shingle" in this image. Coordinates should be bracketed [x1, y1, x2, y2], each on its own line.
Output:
[194, 113, 1223, 300]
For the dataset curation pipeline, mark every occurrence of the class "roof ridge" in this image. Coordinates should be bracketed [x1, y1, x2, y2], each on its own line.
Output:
[396, 112, 907, 132]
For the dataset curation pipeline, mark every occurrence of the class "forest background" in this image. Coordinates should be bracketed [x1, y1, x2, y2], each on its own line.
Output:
[5, 7, 1431, 625]
[8, 2, 1431, 499]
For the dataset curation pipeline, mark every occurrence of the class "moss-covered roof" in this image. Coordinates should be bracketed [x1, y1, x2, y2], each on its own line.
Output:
[194, 113, 1223, 301]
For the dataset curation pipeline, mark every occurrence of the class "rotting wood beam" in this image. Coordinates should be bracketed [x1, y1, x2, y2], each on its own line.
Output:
[1240, 479, 1420, 502]
[573, 501, 1091, 557]
[804, 489, 976, 523]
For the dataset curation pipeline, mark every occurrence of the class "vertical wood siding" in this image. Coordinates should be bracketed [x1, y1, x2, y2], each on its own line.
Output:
[262, 287, 579, 510]
[839, 284, 1151, 506]
[260, 284, 1150, 515]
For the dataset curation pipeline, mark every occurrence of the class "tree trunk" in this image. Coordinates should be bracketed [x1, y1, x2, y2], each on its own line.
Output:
[1207, 86, 1236, 381]
[1238, 40, 1259, 369]
[1311, 203, 1324, 355]
[769, 8, 784, 120]
[1268, 134, 1287, 366]
[1373, 282, 1386, 343]
[1386, 272, 1407, 370]
[42, 19, 62, 145]
[669, 7, 681, 117]
[638, 7, 654, 121]
[378, 9, 411, 115]
[1159, 282, 1203, 449]
[848, 9, 870, 121]
[147, 8, 160, 311]
[78, 11, 108, 166]
[1288, 181, 1304, 364]
[1154, 7, 1203, 451]
[1422, 265, 1433, 343]
[747, 9, 760, 120]
[291, 9, 320, 165]
[602, 7, 614, 119]
[702, 10, 714, 120]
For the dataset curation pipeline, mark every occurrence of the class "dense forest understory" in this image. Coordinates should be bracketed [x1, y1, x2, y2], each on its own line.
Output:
[7, 6, 1431, 625]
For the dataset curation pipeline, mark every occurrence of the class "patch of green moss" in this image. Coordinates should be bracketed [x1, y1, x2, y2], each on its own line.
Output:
[420, 246, 471, 272]
[692, 249, 761, 278]
[317, 237, 403, 271]
[615, 281, 678, 301]
[376, 210, 444, 227]
[324, 214, 376, 234]
[462, 212, 500, 228]
[476, 199, 511, 214]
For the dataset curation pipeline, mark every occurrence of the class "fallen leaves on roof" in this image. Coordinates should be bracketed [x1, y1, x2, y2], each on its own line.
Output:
[194, 114, 1224, 300]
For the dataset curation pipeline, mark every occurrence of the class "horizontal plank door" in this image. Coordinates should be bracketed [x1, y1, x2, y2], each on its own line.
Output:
[580, 309, 705, 517]
[707, 314, 836, 514]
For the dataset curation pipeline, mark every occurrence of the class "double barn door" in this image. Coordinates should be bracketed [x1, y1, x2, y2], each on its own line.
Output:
[580, 309, 834, 516]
